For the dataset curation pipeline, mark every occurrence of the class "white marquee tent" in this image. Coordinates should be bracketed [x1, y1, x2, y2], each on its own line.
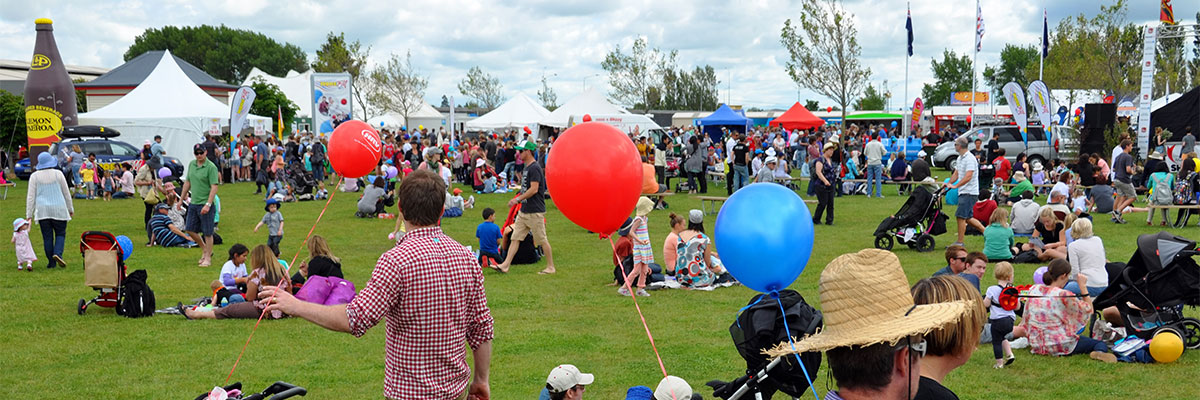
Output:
[540, 89, 628, 128]
[367, 102, 445, 131]
[79, 50, 269, 162]
[241, 67, 313, 118]
[465, 93, 549, 131]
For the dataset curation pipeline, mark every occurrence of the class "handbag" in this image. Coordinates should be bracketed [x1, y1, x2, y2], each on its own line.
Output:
[142, 187, 161, 205]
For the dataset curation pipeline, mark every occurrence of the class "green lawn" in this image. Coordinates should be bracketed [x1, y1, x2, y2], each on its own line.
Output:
[0, 177, 1197, 399]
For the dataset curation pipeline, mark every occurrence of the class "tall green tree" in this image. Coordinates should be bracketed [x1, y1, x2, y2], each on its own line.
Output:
[602, 37, 677, 113]
[854, 84, 885, 110]
[779, 0, 871, 128]
[124, 25, 307, 84]
[312, 32, 373, 119]
[804, 99, 819, 111]
[921, 50, 973, 106]
[1040, 1, 1141, 99]
[457, 66, 505, 110]
[537, 75, 558, 111]
[247, 77, 299, 135]
[660, 65, 720, 110]
[0, 90, 26, 153]
[367, 51, 429, 127]
[982, 44, 1038, 105]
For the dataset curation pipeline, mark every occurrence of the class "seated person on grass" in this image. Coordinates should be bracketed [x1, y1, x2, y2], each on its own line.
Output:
[968, 188, 997, 235]
[148, 203, 195, 248]
[444, 188, 467, 218]
[476, 208, 503, 268]
[183, 244, 290, 320]
[216, 244, 250, 298]
[1021, 208, 1067, 261]
[1010, 190, 1040, 235]
[1007, 171, 1034, 204]
[982, 208, 1015, 262]
[1089, 176, 1115, 214]
[356, 178, 389, 218]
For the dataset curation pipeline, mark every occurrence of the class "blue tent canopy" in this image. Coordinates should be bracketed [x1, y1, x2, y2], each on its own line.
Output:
[696, 104, 749, 142]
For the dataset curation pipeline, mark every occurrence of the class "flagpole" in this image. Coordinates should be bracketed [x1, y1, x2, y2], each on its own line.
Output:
[970, 0, 978, 130]
[1039, 8, 1045, 81]
[903, 1, 910, 140]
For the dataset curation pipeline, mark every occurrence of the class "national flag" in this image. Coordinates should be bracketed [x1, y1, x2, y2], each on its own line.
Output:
[1161, 0, 1176, 25]
[1041, 9, 1049, 58]
[277, 105, 284, 140]
[906, 5, 914, 57]
[975, 1, 985, 52]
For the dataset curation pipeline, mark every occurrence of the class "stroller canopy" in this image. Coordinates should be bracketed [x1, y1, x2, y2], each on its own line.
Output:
[1137, 232, 1195, 273]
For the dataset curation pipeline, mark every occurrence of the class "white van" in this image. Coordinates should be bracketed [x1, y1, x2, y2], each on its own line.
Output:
[569, 114, 667, 141]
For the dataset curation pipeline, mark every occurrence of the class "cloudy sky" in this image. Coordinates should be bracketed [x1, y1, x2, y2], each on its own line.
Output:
[1, 0, 1195, 111]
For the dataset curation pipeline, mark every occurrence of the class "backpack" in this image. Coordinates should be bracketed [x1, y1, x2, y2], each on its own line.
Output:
[118, 269, 156, 318]
[724, 290, 823, 398]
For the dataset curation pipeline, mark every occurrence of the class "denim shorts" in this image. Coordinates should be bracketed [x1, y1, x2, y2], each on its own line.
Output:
[956, 194, 978, 219]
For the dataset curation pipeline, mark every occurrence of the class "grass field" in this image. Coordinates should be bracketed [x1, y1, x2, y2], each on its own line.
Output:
[1, 176, 1198, 399]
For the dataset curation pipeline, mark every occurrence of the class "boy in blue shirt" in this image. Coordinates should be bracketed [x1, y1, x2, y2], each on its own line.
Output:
[476, 207, 503, 268]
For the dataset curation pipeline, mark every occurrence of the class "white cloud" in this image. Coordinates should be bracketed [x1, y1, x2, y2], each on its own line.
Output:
[0, 0, 1195, 111]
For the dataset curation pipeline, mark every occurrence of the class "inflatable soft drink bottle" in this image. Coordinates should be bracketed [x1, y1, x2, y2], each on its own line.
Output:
[23, 18, 78, 162]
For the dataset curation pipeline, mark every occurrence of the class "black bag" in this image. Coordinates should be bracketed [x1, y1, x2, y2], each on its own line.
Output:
[721, 290, 822, 399]
[118, 269, 156, 318]
[1012, 249, 1040, 264]
[503, 232, 542, 265]
[929, 211, 949, 235]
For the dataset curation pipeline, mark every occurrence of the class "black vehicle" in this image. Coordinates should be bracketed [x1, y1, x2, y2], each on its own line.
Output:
[14, 126, 185, 179]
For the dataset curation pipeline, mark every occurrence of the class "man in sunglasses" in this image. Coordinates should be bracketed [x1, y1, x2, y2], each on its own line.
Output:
[181, 143, 220, 267]
[933, 244, 968, 279]
[767, 249, 970, 400]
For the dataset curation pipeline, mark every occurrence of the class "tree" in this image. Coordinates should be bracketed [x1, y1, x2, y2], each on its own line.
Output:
[124, 25, 307, 84]
[312, 32, 373, 118]
[457, 66, 505, 110]
[72, 78, 87, 113]
[982, 44, 1038, 105]
[440, 95, 450, 108]
[854, 84, 885, 110]
[1191, 12, 1200, 88]
[1039, 1, 1141, 100]
[602, 37, 678, 113]
[921, 50, 973, 106]
[804, 100, 819, 111]
[660, 65, 720, 110]
[247, 77, 299, 135]
[367, 51, 429, 127]
[537, 75, 558, 111]
[0, 90, 26, 152]
[779, 0, 871, 128]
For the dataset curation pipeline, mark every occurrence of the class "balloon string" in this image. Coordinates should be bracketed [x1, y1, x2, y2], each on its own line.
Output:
[607, 235, 668, 378]
[773, 291, 821, 400]
[223, 179, 339, 385]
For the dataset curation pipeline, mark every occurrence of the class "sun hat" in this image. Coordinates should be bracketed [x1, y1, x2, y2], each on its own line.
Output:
[653, 376, 693, 400]
[1032, 162, 1044, 171]
[143, 140, 152, 146]
[546, 364, 594, 393]
[822, 142, 837, 151]
[12, 218, 27, 232]
[688, 209, 704, 224]
[765, 156, 778, 165]
[767, 249, 969, 357]
[765, 148, 777, 157]
[35, 152, 56, 169]
[265, 198, 281, 212]
[1150, 151, 1164, 160]
[1013, 171, 1026, 182]
[618, 217, 635, 237]
[635, 196, 654, 217]
[475, 159, 485, 168]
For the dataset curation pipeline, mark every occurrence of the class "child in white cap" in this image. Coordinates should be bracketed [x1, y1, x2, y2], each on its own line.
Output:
[543, 364, 594, 400]
[12, 218, 36, 271]
[654, 376, 694, 400]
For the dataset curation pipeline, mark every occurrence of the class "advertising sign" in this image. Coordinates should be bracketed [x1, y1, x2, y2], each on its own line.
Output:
[311, 72, 353, 137]
[950, 91, 989, 105]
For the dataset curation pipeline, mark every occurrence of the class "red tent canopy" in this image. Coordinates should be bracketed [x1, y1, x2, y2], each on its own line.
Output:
[769, 102, 826, 130]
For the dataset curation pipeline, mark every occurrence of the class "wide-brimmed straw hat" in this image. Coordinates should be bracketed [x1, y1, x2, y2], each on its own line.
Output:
[767, 249, 968, 357]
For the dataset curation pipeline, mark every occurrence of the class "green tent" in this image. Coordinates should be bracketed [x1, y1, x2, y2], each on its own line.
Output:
[845, 112, 902, 120]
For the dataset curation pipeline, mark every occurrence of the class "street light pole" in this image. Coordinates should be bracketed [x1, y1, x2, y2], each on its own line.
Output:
[583, 73, 601, 91]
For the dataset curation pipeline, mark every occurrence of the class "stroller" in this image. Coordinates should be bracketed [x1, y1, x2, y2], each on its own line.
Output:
[287, 163, 318, 200]
[873, 185, 948, 253]
[708, 290, 822, 400]
[1094, 232, 1200, 349]
[193, 381, 307, 400]
[77, 231, 125, 315]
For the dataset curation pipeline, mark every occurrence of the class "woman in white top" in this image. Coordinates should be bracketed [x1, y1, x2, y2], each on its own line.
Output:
[25, 153, 74, 269]
[1065, 218, 1108, 298]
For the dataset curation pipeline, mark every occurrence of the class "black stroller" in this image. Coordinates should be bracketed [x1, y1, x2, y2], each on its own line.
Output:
[1094, 232, 1200, 349]
[873, 185, 948, 252]
[193, 381, 306, 400]
[286, 163, 318, 200]
[707, 290, 822, 400]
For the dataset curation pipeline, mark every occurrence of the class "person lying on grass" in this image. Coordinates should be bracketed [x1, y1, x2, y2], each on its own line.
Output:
[182, 244, 290, 320]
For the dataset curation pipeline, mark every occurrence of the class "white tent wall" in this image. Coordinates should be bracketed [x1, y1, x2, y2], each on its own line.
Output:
[539, 89, 628, 128]
[465, 93, 549, 131]
[241, 68, 314, 118]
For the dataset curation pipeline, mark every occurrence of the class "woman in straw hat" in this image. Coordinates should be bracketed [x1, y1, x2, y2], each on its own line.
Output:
[768, 249, 970, 400]
[909, 275, 987, 398]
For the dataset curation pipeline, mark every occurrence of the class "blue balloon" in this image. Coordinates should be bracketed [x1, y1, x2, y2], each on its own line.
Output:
[714, 183, 815, 292]
[890, 121, 898, 128]
[115, 235, 133, 262]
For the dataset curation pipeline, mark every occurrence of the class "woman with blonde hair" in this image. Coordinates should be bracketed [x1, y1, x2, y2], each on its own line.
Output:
[183, 245, 291, 319]
[300, 234, 343, 280]
[1022, 207, 1067, 261]
[1064, 218, 1107, 298]
[910, 275, 986, 399]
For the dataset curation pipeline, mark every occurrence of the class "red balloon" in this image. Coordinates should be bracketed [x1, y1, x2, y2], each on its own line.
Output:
[965, 116, 973, 123]
[546, 122, 642, 235]
[523, 126, 532, 134]
[327, 120, 382, 178]
[826, 107, 832, 113]
[582, 114, 592, 122]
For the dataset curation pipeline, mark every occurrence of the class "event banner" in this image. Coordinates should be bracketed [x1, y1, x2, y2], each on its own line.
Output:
[23, 18, 78, 162]
[206, 118, 222, 136]
[229, 86, 256, 136]
[1002, 82, 1028, 143]
[1136, 25, 1157, 158]
[950, 91, 989, 105]
[311, 72, 353, 137]
[1027, 80, 1053, 130]
[910, 97, 924, 132]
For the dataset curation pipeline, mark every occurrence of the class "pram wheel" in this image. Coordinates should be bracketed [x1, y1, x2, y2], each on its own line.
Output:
[77, 299, 86, 315]
[1180, 318, 1200, 349]
[915, 235, 935, 253]
[874, 235, 894, 251]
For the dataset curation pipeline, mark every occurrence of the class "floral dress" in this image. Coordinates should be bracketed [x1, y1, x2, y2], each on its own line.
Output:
[1024, 284, 1092, 356]
[675, 232, 723, 288]
[631, 216, 654, 265]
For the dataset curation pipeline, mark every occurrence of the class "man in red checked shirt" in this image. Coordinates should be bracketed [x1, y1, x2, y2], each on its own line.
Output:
[259, 169, 494, 400]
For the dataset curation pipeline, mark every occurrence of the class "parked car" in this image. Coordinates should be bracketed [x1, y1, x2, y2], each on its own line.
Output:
[932, 124, 1066, 171]
[14, 126, 184, 179]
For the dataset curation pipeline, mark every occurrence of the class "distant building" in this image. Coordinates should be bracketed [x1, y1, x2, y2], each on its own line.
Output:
[0, 59, 108, 96]
[75, 50, 236, 111]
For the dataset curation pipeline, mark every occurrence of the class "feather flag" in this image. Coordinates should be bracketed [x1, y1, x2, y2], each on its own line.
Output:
[277, 105, 284, 140]
[1002, 82, 1028, 145]
[906, 6, 914, 57]
[975, 1, 985, 52]
[1161, 0, 1176, 25]
[1042, 9, 1049, 58]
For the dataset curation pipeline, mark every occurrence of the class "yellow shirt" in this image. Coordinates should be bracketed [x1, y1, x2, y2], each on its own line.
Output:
[80, 167, 94, 182]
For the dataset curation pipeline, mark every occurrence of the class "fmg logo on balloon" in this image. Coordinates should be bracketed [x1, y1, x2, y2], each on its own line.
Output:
[358, 129, 381, 152]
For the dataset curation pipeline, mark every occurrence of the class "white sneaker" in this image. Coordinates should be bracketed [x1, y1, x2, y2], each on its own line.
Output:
[617, 287, 632, 296]
[635, 289, 651, 297]
[1009, 337, 1029, 349]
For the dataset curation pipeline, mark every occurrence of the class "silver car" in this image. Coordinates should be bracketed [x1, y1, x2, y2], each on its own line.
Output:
[932, 125, 1070, 170]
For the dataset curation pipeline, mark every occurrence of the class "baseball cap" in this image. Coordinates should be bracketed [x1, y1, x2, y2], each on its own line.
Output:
[546, 364, 594, 392]
[517, 140, 537, 151]
[193, 144, 205, 154]
[654, 376, 693, 400]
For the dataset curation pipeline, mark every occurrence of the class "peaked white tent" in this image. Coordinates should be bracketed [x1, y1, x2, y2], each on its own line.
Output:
[465, 93, 549, 131]
[79, 50, 269, 161]
[540, 89, 629, 128]
[367, 102, 445, 130]
[241, 68, 313, 118]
